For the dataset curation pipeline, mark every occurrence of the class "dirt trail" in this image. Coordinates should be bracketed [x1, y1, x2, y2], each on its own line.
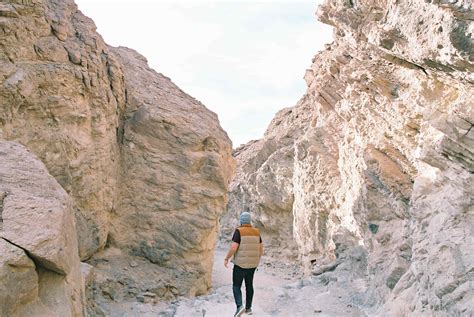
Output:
[168, 248, 366, 317]
[104, 247, 366, 316]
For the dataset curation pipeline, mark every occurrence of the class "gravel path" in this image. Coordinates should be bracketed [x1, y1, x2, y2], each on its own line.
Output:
[103, 248, 366, 316]
[168, 248, 366, 317]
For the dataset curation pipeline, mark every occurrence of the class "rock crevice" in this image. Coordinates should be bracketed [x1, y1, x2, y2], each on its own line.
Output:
[0, 191, 5, 230]
[0, 140, 84, 317]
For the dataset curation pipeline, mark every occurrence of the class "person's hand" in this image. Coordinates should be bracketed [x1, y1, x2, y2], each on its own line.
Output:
[224, 258, 229, 268]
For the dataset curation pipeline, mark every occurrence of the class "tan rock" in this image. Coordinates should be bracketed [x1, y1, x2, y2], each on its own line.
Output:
[107, 46, 234, 297]
[0, 0, 234, 313]
[0, 238, 40, 317]
[0, 0, 126, 260]
[225, 0, 473, 315]
[34, 36, 69, 62]
[0, 140, 85, 316]
[2, 194, 76, 275]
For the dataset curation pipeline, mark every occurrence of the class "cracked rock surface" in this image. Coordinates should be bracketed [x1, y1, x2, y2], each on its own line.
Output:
[0, 140, 84, 317]
[222, 0, 473, 315]
[0, 0, 234, 314]
[1, 0, 473, 315]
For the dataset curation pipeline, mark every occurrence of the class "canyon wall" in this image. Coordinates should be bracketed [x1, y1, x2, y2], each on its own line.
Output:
[224, 0, 473, 315]
[0, 141, 84, 317]
[0, 0, 234, 314]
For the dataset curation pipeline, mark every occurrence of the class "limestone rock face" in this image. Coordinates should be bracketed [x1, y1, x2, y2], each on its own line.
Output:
[0, 0, 234, 313]
[112, 46, 234, 287]
[225, 0, 473, 315]
[0, 0, 125, 259]
[0, 141, 84, 317]
[86, 47, 234, 313]
[221, 128, 300, 258]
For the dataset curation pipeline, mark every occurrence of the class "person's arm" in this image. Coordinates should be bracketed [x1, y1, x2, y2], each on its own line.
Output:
[224, 242, 239, 267]
[259, 242, 264, 257]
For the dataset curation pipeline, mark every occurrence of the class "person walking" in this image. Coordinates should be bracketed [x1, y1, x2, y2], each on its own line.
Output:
[224, 212, 263, 317]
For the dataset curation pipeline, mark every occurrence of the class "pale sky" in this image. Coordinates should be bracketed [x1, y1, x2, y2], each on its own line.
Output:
[75, 0, 333, 147]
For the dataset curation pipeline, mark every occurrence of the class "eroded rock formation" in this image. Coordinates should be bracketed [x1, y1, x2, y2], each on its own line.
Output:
[87, 46, 234, 315]
[0, 141, 84, 317]
[0, 0, 234, 314]
[224, 0, 473, 315]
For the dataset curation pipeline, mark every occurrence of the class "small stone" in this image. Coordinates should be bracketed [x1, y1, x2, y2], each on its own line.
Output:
[51, 24, 68, 41]
[129, 261, 138, 267]
[67, 49, 82, 65]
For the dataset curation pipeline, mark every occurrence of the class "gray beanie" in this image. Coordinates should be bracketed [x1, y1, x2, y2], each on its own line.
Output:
[240, 212, 251, 225]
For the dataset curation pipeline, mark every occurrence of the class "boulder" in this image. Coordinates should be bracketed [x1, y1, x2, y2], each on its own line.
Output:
[0, 140, 85, 316]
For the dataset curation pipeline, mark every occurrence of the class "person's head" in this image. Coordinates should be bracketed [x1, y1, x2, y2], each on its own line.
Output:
[240, 211, 251, 225]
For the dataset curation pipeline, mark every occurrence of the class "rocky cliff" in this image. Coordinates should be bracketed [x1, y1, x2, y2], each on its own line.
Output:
[223, 0, 473, 315]
[0, 141, 84, 317]
[0, 0, 234, 315]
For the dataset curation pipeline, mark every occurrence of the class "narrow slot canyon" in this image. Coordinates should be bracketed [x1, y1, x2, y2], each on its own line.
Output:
[0, 0, 473, 316]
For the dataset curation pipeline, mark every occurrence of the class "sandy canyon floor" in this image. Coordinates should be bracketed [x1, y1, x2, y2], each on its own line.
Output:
[105, 248, 366, 317]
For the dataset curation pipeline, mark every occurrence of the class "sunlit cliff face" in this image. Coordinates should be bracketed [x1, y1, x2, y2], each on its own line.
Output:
[0, 0, 234, 314]
[223, 0, 473, 315]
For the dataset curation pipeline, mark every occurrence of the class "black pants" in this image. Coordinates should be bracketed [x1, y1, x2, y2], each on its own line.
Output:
[232, 265, 256, 309]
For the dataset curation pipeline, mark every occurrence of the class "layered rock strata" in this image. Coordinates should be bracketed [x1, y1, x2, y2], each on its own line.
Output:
[0, 0, 234, 314]
[224, 0, 473, 315]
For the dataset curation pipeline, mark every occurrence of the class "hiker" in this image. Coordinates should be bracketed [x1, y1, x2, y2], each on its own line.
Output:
[224, 212, 263, 317]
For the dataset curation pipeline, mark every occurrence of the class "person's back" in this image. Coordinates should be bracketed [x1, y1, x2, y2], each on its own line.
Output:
[233, 224, 261, 269]
[224, 212, 263, 317]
